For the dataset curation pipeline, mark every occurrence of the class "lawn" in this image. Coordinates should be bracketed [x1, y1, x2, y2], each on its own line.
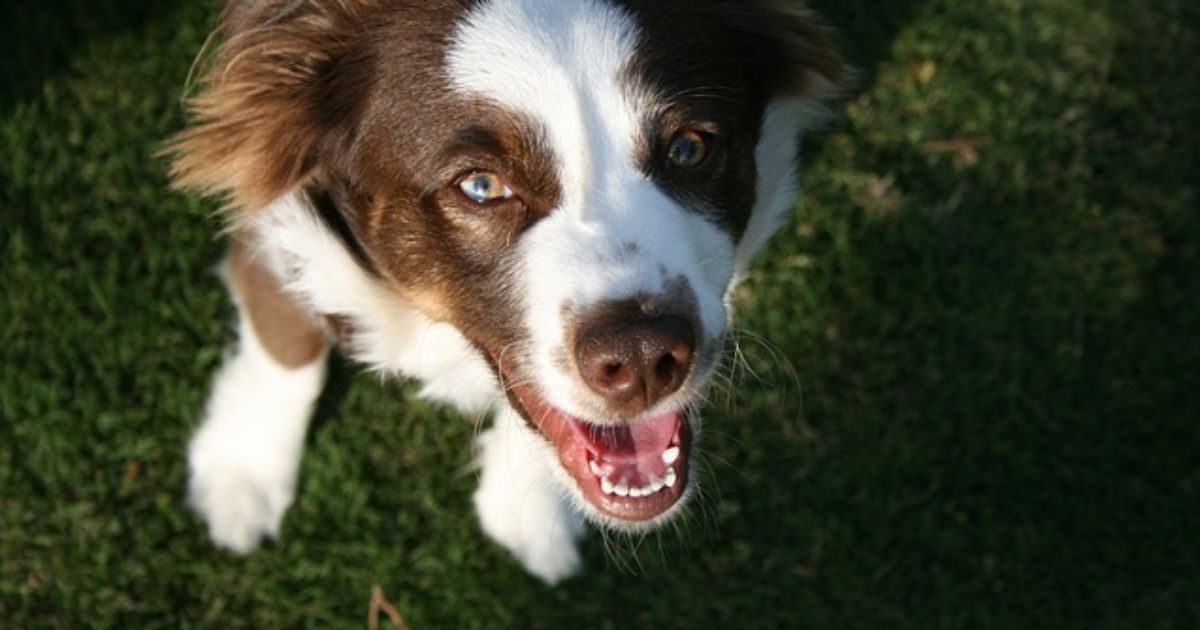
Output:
[2, 0, 1197, 627]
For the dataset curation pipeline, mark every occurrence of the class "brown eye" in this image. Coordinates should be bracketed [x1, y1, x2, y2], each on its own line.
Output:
[667, 130, 711, 168]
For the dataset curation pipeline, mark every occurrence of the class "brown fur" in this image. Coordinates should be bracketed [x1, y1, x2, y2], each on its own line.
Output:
[228, 235, 329, 368]
[166, 0, 381, 215]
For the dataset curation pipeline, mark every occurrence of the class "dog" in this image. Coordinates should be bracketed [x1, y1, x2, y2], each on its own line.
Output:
[168, 0, 842, 584]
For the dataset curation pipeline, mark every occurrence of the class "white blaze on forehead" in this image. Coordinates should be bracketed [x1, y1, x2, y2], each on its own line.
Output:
[446, 0, 648, 215]
[446, 0, 738, 423]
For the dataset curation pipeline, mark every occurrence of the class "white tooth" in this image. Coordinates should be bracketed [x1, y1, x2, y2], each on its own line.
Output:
[601, 477, 615, 495]
[662, 447, 680, 465]
[664, 467, 677, 488]
[630, 487, 644, 498]
[589, 460, 603, 476]
[614, 479, 630, 497]
[649, 475, 665, 493]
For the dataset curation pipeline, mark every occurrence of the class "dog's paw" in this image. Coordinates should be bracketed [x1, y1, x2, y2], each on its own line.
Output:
[510, 522, 584, 586]
[188, 436, 295, 554]
[186, 321, 327, 554]
[473, 416, 587, 585]
[475, 484, 585, 585]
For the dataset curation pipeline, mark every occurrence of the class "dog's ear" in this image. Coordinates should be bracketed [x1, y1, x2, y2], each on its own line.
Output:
[220, 0, 280, 37]
[719, 1, 846, 101]
[719, 3, 846, 270]
[166, 0, 374, 215]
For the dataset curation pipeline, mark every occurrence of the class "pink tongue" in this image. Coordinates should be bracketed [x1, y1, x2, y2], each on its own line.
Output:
[577, 413, 680, 467]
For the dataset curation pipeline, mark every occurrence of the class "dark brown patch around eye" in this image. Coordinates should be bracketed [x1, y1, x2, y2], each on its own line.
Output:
[636, 104, 758, 238]
[434, 121, 559, 217]
[614, 4, 766, 240]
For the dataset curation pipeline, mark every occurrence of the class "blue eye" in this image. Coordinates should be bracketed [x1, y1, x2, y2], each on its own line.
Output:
[667, 130, 711, 168]
[458, 172, 514, 204]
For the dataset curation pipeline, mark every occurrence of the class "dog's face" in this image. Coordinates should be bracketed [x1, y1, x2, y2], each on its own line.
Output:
[173, 0, 842, 527]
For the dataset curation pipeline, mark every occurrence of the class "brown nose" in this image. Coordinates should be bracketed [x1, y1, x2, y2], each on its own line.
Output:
[575, 316, 695, 417]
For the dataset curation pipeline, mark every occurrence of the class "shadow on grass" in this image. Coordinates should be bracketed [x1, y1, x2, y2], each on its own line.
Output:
[809, 0, 931, 86]
[724, 0, 1200, 623]
[0, 0, 190, 114]
[312, 352, 362, 437]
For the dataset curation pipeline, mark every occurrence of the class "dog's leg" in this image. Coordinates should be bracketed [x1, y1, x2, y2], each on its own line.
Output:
[474, 406, 586, 585]
[188, 236, 329, 553]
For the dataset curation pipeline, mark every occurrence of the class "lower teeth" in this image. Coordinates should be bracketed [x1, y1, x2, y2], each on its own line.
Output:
[595, 465, 677, 497]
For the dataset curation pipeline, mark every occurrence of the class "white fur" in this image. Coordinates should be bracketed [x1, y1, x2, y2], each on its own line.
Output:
[188, 286, 328, 553]
[473, 407, 586, 584]
[734, 99, 827, 274]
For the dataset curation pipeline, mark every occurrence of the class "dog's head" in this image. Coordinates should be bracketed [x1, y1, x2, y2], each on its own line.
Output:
[171, 0, 842, 527]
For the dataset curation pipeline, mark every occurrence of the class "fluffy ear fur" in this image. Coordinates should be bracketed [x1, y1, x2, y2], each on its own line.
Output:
[719, 0, 847, 101]
[166, 0, 375, 215]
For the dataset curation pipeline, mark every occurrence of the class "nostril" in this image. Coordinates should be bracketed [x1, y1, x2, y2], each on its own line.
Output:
[655, 354, 677, 382]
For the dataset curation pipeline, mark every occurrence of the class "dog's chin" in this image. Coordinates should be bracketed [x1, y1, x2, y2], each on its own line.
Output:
[502, 378, 695, 526]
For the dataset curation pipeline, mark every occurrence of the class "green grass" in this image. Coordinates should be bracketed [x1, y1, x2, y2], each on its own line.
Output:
[2, 0, 1198, 627]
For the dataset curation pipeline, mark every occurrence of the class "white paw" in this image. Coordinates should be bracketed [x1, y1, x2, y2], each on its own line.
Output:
[473, 413, 587, 585]
[188, 427, 297, 554]
[507, 518, 584, 585]
[187, 314, 327, 554]
[475, 482, 585, 585]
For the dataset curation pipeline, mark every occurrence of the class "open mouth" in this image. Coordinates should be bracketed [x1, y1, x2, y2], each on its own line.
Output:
[504, 379, 692, 523]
